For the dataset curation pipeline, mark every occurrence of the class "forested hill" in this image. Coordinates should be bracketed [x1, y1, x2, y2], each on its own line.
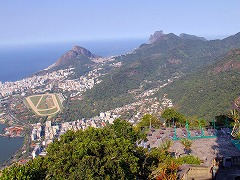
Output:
[78, 32, 240, 117]
[156, 48, 240, 120]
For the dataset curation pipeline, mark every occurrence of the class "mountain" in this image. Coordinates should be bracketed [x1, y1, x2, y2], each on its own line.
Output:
[156, 48, 240, 120]
[149, 30, 166, 44]
[73, 31, 240, 118]
[52, 46, 100, 67]
[35, 46, 101, 78]
[149, 31, 207, 44]
[179, 33, 207, 41]
[42, 31, 240, 119]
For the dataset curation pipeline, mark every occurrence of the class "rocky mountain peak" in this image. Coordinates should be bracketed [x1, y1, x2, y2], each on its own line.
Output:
[149, 30, 165, 44]
[72, 46, 99, 59]
[52, 46, 100, 68]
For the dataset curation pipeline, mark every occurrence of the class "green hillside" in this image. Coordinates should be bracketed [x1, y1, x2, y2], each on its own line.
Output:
[75, 32, 240, 118]
[157, 48, 240, 120]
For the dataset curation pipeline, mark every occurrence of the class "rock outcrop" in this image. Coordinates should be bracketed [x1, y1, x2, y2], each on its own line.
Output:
[149, 30, 165, 44]
[72, 46, 99, 59]
[54, 46, 100, 67]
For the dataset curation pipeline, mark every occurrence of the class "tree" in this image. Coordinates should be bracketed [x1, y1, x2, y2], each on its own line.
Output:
[0, 157, 46, 180]
[0, 119, 200, 180]
[228, 109, 239, 123]
[136, 114, 161, 132]
[1, 120, 147, 179]
[161, 108, 186, 127]
[228, 109, 240, 137]
[45, 122, 143, 179]
[215, 115, 228, 126]
[152, 160, 179, 180]
[188, 116, 207, 129]
[160, 140, 173, 155]
[181, 139, 192, 154]
[110, 118, 144, 143]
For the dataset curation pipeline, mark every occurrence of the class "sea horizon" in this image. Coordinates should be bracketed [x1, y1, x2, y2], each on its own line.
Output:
[0, 38, 147, 83]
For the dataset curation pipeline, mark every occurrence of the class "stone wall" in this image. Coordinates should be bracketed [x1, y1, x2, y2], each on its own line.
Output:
[182, 165, 211, 180]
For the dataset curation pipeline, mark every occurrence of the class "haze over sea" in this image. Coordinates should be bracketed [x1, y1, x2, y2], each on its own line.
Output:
[0, 39, 146, 83]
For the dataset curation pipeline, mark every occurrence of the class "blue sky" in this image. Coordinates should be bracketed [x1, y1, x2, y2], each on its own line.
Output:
[0, 0, 240, 46]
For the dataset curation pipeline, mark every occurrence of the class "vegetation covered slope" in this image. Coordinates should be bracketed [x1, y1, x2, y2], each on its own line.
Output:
[75, 32, 240, 118]
[157, 48, 240, 120]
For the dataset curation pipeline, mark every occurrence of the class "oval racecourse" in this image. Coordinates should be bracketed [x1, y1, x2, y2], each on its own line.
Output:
[25, 94, 62, 117]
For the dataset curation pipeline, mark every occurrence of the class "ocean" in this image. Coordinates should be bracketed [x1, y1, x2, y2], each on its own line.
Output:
[0, 39, 146, 83]
[0, 124, 24, 166]
[0, 39, 146, 166]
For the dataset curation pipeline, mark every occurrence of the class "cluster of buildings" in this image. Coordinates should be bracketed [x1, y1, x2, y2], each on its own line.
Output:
[0, 67, 104, 98]
[31, 111, 119, 159]
[57, 68, 103, 95]
[107, 96, 173, 124]
[1, 126, 24, 137]
[31, 123, 43, 141]
[0, 68, 74, 97]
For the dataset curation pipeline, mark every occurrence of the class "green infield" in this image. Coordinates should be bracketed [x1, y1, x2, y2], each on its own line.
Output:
[38, 107, 58, 116]
[25, 93, 62, 117]
[29, 95, 42, 107]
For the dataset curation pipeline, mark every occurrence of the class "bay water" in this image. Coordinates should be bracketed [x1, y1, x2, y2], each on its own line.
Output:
[0, 124, 24, 166]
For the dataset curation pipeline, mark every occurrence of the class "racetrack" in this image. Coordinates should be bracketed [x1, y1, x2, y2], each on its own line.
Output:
[25, 94, 61, 116]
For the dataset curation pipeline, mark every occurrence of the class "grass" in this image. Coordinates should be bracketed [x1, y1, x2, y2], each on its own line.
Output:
[55, 94, 63, 110]
[38, 107, 58, 116]
[46, 97, 54, 108]
[36, 95, 55, 110]
[25, 93, 62, 117]
[36, 95, 48, 109]
[29, 95, 42, 107]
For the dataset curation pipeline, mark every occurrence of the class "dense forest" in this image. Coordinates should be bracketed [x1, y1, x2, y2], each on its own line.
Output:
[157, 48, 240, 120]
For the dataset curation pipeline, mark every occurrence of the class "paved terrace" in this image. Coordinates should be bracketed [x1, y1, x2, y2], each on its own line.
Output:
[147, 128, 240, 166]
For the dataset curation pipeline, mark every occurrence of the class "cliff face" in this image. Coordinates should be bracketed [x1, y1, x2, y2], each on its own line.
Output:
[72, 46, 99, 59]
[149, 30, 165, 44]
[54, 50, 78, 66]
[54, 46, 100, 67]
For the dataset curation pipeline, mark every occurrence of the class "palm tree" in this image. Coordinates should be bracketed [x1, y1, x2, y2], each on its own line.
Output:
[160, 140, 173, 154]
[228, 109, 239, 122]
[152, 160, 179, 180]
[181, 139, 192, 154]
[228, 109, 240, 137]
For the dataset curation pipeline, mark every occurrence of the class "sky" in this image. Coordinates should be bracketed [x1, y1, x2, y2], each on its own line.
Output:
[0, 0, 240, 46]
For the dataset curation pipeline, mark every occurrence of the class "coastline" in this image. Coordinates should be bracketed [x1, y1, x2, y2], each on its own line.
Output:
[0, 124, 25, 168]
[0, 39, 145, 83]
[0, 40, 145, 169]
